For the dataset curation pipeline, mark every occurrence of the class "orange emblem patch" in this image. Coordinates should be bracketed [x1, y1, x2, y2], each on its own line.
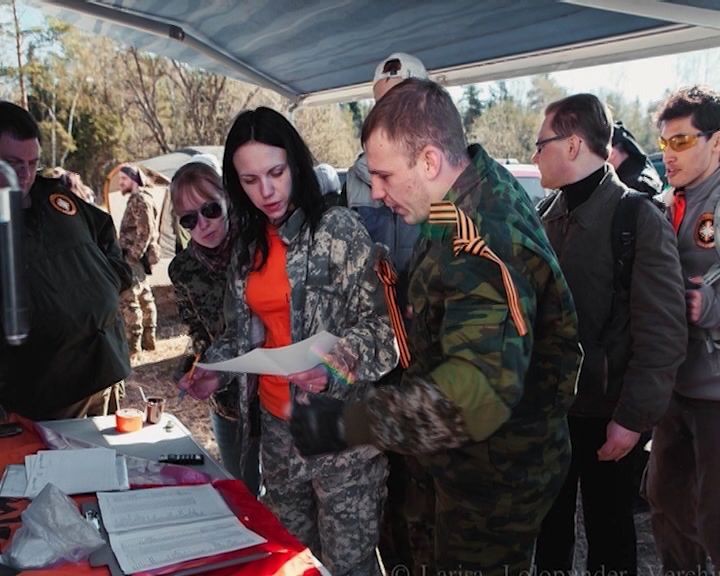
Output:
[49, 193, 77, 216]
[696, 212, 715, 249]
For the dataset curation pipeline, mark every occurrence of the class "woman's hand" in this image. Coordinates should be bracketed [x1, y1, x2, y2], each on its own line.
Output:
[289, 364, 329, 395]
[177, 366, 221, 400]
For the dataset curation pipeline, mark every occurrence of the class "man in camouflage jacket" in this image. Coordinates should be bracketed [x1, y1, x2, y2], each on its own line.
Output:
[291, 79, 581, 575]
[118, 164, 159, 359]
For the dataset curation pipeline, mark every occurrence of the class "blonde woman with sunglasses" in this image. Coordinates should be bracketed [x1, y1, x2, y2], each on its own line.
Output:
[168, 158, 260, 493]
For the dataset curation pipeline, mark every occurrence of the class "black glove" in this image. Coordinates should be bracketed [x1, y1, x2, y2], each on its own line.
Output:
[290, 395, 347, 456]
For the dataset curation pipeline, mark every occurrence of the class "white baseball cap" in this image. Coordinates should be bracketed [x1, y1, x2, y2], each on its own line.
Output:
[373, 52, 428, 85]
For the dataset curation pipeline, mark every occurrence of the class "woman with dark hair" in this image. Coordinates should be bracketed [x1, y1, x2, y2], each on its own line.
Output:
[168, 159, 260, 494]
[179, 107, 397, 575]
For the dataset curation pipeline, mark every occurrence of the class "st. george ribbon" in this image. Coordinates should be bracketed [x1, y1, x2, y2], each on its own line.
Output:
[0, 160, 29, 346]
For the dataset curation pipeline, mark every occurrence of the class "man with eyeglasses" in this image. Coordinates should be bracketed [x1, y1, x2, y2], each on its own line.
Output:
[118, 164, 160, 363]
[646, 85, 720, 572]
[533, 93, 687, 576]
[0, 101, 132, 420]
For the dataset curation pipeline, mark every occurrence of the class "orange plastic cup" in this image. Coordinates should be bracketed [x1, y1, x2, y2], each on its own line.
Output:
[115, 408, 144, 433]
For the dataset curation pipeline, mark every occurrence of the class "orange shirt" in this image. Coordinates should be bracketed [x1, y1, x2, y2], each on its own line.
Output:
[246, 225, 292, 419]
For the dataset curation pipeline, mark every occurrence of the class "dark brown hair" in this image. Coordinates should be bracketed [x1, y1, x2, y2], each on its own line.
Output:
[655, 85, 720, 133]
[545, 93, 612, 160]
[361, 78, 467, 166]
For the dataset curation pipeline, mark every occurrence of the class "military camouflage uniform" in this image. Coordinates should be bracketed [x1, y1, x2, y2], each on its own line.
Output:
[119, 188, 158, 354]
[343, 144, 581, 575]
[204, 207, 397, 576]
[168, 248, 261, 489]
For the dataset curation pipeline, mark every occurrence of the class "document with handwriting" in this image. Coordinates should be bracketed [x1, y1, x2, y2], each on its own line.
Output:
[198, 330, 339, 375]
[96, 484, 266, 573]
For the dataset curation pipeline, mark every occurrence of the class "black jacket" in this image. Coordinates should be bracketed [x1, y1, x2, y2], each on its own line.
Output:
[0, 176, 131, 419]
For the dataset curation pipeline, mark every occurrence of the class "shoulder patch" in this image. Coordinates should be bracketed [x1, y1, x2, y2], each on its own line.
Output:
[49, 193, 77, 216]
[695, 212, 714, 249]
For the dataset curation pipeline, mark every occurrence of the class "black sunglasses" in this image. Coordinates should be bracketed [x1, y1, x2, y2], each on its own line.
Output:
[178, 201, 223, 231]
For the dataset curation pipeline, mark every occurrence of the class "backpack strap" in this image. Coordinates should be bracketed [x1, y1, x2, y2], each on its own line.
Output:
[611, 191, 648, 292]
[428, 201, 528, 336]
[536, 190, 559, 217]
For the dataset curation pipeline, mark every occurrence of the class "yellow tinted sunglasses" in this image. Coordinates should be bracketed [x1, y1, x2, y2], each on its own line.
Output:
[658, 130, 717, 152]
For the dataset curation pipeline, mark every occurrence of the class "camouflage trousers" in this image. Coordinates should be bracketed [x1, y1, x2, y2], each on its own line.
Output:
[260, 409, 387, 576]
[421, 416, 571, 576]
[45, 381, 124, 419]
[378, 452, 436, 575]
[120, 262, 157, 353]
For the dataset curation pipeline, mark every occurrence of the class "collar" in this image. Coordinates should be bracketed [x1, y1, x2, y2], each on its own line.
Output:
[544, 167, 621, 229]
[443, 143, 489, 214]
[560, 165, 607, 212]
[276, 207, 307, 244]
[423, 144, 486, 239]
[683, 166, 720, 208]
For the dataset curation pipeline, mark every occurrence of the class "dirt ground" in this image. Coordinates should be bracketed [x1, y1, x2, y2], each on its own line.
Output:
[123, 286, 220, 461]
[130, 286, 662, 574]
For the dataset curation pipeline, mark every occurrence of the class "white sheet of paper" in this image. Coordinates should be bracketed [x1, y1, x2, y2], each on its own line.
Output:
[97, 484, 266, 573]
[0, 464, 28, 497]
[198, 330, 339, 375]
[24, 448, 126, 498]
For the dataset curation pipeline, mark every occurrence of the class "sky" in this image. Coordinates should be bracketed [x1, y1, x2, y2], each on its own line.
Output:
[550, 48, 720, 105]
[448, 46, 720, 109]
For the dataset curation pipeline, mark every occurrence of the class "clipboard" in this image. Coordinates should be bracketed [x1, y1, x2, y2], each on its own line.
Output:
[81, 502, 270, 576]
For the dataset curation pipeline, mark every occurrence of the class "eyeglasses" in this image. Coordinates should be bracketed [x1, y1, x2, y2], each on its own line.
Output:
[658, 130, 718, 153]
[534, 135, 570, 154]
[178, 201, 223, 231]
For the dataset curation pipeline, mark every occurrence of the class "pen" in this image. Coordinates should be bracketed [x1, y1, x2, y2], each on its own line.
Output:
[178, 352, 202, 402]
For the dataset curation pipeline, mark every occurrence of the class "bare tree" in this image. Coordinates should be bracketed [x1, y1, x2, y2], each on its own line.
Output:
[10, 0, 26, 108]
[126, 47, 172, 153]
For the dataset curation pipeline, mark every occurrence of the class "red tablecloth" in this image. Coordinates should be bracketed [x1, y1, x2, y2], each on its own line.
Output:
[0, 415, 322, 576]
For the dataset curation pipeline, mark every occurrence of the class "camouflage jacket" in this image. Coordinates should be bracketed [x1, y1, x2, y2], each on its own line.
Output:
[168, 247, 238, 418]
[205, 206, 397, 478]
[346, 143, 581, 460]
[119, 188, 158, 262]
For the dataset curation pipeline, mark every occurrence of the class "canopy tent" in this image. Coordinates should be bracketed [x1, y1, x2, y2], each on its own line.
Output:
[28, 0, 720, 106]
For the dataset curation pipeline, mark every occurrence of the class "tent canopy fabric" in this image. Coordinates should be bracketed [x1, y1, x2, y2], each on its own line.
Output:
[30, 0, 720, 106]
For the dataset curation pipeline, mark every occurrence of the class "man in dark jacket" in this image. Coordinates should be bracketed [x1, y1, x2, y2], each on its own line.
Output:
[0, 101, 131, 420]
[610, 120, 664, 196]
[533, 94, 687, 576]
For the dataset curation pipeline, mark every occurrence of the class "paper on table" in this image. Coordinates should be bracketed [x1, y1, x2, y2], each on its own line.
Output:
[0, 456, 129, 499]
[97, 484, 266, 574]
[0, 464, 27, 497]
[24, 448, 127, 498]
[198, 330, 339, 375]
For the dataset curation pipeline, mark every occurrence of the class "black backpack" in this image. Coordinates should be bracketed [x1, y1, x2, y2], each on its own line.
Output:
[537, 190, 661, 292]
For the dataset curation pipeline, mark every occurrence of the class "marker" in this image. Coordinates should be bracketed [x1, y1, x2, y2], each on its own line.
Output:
[178, 353, 201, 402]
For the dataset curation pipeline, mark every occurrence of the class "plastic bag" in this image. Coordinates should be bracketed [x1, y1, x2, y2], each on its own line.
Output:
[0, 483, 105, 569]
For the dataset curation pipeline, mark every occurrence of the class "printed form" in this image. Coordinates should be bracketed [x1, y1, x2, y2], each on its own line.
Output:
[97, 484, 266, 573]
